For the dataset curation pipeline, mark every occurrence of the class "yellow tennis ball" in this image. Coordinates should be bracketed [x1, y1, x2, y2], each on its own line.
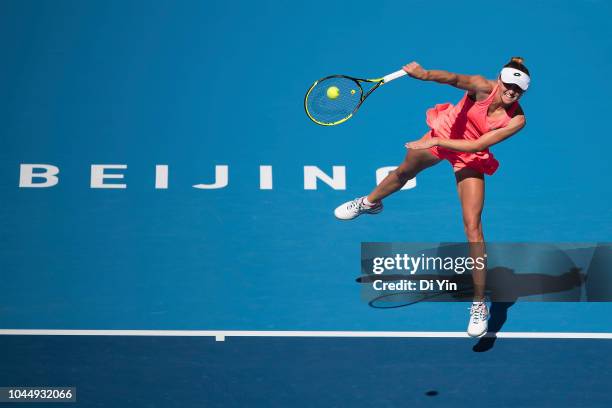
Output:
[350, 89, 356, 95]
[327, 86, 340, 99]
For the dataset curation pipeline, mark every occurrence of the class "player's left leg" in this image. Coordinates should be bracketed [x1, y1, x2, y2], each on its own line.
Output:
[334, 147, 440, 220]
[455, 168, 488, 337]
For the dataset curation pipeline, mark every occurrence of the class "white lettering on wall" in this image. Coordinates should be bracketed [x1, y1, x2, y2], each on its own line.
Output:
[193, 165, 229, 189]
[19, 164, 59, 188]
[260, 165, 273, 190]
[155, 165, 169, 189]
[304, 166, 346, 190]
[91, 164, 127, 189]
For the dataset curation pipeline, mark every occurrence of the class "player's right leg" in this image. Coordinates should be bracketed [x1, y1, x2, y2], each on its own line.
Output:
[334, 147, 441, 220]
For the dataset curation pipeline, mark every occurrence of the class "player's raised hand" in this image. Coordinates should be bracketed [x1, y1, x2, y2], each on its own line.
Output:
[403, 61, 428, 80]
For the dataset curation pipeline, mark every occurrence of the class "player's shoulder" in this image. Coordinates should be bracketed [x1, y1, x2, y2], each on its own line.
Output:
[472, 76, 494, 91]
[509, 103, 526, 129]
[513, 103, 525, 117]
[470, 78, 495, 99]
[483, 79, 498, 92]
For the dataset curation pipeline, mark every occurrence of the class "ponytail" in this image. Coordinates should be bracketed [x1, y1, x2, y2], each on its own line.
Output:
[504, 56, 530, 76]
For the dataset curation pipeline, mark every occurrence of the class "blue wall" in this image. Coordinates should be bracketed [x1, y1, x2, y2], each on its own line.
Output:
[1, 0, 611, 331]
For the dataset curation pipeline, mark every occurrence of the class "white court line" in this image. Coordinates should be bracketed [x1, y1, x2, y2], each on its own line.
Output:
[1, 330, 612, 341]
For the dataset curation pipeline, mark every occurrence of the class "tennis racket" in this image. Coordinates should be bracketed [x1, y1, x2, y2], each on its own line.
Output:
[304, 69, 407, 126]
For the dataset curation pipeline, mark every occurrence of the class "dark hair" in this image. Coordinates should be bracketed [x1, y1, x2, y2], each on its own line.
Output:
[504, 56, 530, 76]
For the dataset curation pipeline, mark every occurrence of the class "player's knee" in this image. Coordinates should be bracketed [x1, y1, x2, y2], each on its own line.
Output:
[463, 220, 483, 242]
[394, 168, 414, 183]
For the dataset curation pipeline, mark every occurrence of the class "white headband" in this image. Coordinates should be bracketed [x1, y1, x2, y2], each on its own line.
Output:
[500, 67, 530, 91]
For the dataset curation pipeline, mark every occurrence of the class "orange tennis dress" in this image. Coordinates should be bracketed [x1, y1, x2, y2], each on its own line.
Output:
[424, 83, 519, 175]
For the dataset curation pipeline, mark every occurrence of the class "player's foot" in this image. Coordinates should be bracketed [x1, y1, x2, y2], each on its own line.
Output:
[334, 196, 383, 220]
[467, 301, 489, 338]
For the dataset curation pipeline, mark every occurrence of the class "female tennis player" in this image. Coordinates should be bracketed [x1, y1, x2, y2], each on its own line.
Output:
[334, 57, 530, 337]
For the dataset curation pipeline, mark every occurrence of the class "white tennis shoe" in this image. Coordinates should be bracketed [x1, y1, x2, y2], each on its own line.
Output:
[334, 197, 383, 220]
[467, 301, 489, 338]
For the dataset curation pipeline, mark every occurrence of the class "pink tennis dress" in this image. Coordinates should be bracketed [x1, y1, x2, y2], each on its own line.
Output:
[424, 83, 519, 175]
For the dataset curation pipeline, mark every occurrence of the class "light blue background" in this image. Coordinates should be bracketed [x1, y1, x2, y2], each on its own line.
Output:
[1, 0, 611, 331]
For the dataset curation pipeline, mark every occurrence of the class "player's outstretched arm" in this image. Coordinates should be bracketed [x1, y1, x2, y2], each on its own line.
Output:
[402, 61, 492, 94]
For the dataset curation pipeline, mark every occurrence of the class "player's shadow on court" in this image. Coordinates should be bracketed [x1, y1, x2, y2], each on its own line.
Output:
[356, 265, 586, 304]
[356, 265, 586, 351]
[358, 244, 611, 350]
[472, 301, 515, 352]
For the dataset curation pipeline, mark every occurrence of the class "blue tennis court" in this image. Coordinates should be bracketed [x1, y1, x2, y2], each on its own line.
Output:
[1, 0, 611, 406]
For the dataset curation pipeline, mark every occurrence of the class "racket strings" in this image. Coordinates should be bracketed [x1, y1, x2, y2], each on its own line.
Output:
[305, 77, 363, 124]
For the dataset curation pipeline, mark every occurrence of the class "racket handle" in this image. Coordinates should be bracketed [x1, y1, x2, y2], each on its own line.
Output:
[382, 69, 408, 84]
